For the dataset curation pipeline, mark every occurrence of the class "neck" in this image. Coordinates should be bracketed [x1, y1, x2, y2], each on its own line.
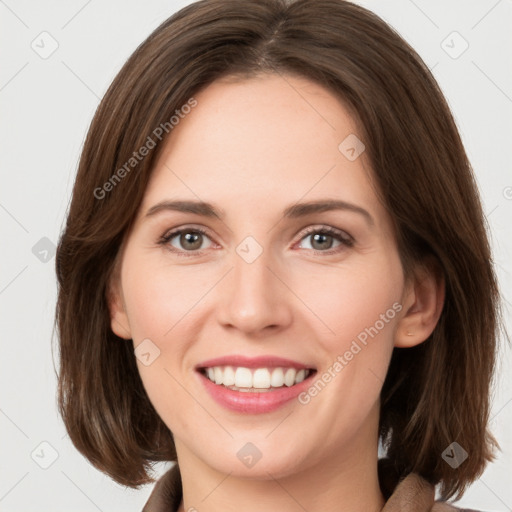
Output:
[175, 406, 385, 512]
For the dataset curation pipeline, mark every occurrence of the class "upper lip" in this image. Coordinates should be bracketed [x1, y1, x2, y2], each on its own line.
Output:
[196, 355, 315, 370]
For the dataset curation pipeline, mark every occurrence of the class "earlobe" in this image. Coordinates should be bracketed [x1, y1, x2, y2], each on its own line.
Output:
[395, 260, 445, 348]
[107, 276, 132, 340]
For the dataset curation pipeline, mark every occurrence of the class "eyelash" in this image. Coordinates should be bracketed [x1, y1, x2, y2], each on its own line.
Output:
[158, 225, 354, 258]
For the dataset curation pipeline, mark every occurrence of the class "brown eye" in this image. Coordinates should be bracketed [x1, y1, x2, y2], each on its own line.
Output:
[178, 232, 204, 250]
[309, 233, 336, 251]
[297, 226, 354, 253]
[161, 227, 213, 254]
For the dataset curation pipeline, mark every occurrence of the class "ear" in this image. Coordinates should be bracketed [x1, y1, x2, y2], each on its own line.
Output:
[106, 269, 132, 340]
[395, 257, 445, 348]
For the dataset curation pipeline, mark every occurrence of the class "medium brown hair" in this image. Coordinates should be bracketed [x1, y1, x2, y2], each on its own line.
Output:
[55, 0, 502, 500]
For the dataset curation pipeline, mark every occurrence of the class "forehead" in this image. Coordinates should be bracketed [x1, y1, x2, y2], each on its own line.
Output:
[158, 72, 361, 166]
[140, 73, 380, 222]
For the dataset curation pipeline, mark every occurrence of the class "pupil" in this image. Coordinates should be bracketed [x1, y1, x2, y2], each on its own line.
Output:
[312, 233, 332, 250]
[182, 232, 202, 250]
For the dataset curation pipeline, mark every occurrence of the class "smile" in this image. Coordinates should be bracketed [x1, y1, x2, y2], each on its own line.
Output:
[200, 366, 314, 392]
[195, 355, 317, 414]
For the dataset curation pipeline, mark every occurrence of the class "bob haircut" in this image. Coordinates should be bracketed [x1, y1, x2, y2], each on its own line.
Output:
[55, 0, 502, 501]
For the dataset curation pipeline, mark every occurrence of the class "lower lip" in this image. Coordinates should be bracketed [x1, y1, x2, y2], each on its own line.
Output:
[197, 370, 316, 414]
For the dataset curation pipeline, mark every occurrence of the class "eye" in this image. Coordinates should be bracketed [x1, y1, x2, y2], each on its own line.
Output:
[296, 226, 354, 254]
[158, 225, 354, 257]
[159, 226, 214, 256]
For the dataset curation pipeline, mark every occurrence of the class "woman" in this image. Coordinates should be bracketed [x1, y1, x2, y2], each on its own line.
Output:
[55, 0, 503, 510]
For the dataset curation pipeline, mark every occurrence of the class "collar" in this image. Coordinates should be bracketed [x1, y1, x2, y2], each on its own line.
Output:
[142, 458, 466, 512]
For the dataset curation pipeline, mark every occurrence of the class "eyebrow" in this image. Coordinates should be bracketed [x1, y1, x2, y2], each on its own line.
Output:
[145, 199, 374, 226]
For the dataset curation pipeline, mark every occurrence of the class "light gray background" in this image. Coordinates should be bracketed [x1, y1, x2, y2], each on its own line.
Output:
[1, 0, 511, 511]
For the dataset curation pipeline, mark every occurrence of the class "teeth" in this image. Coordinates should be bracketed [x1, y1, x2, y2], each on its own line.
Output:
[253, 368, 271, 389]
[223, 366, 235, 386]
[234, 367, 252, 388]
[284, 368, 296, 387]
[270, 367, 284, 387]
[295, 369, 306, 383]
[202, 366, 312, 389]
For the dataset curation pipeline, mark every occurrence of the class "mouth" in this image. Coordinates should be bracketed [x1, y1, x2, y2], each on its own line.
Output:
[195, 355, 317, 412]
[197, 365, 317, 393]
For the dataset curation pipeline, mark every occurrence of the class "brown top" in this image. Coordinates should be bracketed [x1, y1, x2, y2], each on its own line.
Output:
[142, 458, 482, 512]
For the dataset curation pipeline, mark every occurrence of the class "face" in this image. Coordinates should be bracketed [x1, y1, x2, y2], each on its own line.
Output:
[110, 73, 420, 479]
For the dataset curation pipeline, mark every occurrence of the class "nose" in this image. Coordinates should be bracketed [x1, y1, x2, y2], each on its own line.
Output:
[215, 246, 293, 336]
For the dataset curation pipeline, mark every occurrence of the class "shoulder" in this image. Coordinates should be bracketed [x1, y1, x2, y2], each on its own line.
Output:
[433, 505, 485, 512]
[144, 462, 487, 512]
[378, 458, 486, 512]
[380, 470, 485, 512]
[142, 464, 182, 512]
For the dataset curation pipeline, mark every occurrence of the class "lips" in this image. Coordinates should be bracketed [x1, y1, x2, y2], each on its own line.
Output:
[196, 354, 314, 370]
[195, 355, 317, 413]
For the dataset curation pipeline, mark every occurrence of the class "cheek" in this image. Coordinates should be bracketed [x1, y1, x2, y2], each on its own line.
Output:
[120, 255, 206, 424]
[289, 256, 402, 443]
[293, 255, 403, 347]
[122, 245, 404, 356]
[121, 255, 208, 340]
[288, 254, 403, 416]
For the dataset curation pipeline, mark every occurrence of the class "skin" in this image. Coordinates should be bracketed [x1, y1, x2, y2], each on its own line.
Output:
[109, 73, 444, 512]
